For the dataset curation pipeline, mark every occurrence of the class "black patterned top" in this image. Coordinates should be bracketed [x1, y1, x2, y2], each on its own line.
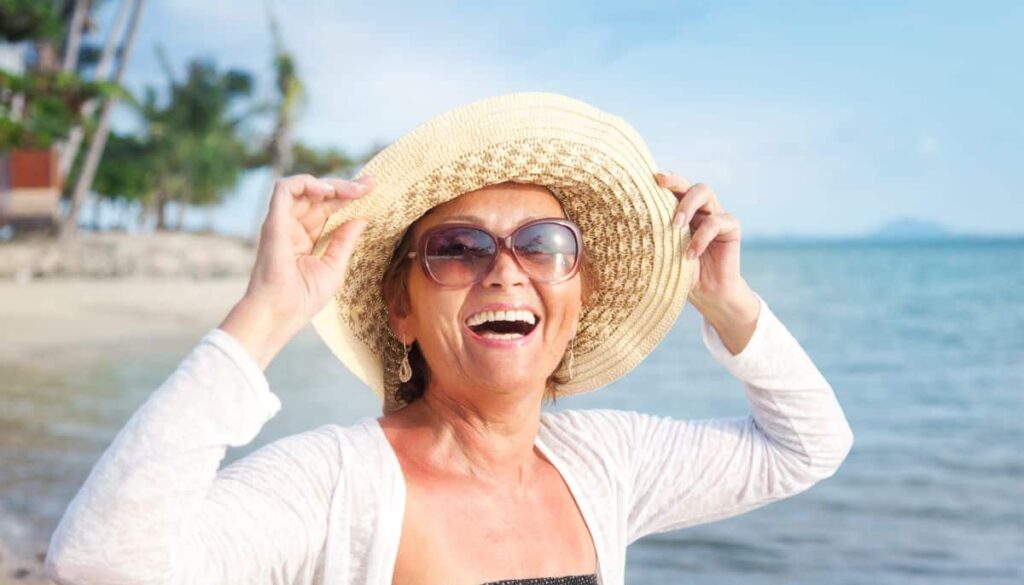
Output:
[481, 575, 599, 585]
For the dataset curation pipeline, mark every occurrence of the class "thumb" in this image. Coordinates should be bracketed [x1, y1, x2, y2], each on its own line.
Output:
[319, 217, 369, 289]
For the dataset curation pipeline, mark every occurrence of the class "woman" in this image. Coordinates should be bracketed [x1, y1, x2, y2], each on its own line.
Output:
[45, 93, 854, 585]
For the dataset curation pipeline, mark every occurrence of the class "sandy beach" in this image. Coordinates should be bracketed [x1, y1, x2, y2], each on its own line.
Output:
[0, 275, 251, 584]
[0, 276, 251, 364]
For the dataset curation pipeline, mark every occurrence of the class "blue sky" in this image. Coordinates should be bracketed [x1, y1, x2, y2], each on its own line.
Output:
[98, 0, 1021, 238]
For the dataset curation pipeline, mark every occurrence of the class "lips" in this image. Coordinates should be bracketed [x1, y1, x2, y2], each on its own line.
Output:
[470, 319, 537, 338]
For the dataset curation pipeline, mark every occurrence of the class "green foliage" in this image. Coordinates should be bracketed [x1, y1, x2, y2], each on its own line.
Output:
[92, 133, 153, 203]
[0, 70, 118, 149]
[291, 142, 382, 177]
[95, 57, 256, 216]
[83, 11, 386, 232]
[0, 0, 63, 43]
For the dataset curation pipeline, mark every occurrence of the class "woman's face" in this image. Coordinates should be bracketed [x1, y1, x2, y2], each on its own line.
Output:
[392, 182, 583, 401]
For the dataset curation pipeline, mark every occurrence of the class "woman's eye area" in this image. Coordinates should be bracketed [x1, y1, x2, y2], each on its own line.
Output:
[514, 224, 577, 255]
[428, 230, 493, 259]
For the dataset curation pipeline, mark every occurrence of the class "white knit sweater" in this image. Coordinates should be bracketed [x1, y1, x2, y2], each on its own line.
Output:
[44, 293, 854, 585]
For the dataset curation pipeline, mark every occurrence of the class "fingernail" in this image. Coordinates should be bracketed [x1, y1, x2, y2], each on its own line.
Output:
[673, 213, 686, 227]
[686, 248, 696, 259]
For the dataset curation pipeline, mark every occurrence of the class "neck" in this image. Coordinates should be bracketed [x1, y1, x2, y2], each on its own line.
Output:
[411, 379, 545, 488]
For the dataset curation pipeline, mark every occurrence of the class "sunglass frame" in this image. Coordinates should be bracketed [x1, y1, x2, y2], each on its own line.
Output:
[407, 218, 585, 287]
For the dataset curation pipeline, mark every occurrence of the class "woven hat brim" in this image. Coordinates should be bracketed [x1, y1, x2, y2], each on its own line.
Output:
[311, 92, 696, 414]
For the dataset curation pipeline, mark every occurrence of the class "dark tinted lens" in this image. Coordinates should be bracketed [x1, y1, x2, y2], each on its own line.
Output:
[423, 227, 495, 285]
[513, 222, 579, 281]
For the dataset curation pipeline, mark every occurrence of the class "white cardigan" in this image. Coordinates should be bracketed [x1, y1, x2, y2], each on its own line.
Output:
[44, 293, 854, 585]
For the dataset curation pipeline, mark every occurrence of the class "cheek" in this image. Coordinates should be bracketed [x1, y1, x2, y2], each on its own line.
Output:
[407, 272, 466, 342]
[541, 280, 584, 337]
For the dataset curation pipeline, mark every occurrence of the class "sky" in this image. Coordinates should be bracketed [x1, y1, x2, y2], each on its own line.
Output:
[92, 0, 1022, 239]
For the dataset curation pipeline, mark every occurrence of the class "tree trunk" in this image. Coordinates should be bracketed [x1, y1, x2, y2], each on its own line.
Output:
[61, 0, 89, 72]
[35, 42, 59, 71]
[59, 0, 134, 177]
[174, 191, 191, 232]
[138, 198, 154, 231]
[251, 126, 293, 244]
[91, 194, 102, 231]
[155, 190, 169, 231]
[59, 0, 146, 240]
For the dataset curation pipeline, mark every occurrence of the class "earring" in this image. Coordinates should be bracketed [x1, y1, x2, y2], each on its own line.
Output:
[567, 334, 576, 382]
[398, 335, 413, 383]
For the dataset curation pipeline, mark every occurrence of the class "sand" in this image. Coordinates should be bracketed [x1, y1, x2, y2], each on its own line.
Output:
[0, 275, 252, 583]
[0, 276, 251, 365]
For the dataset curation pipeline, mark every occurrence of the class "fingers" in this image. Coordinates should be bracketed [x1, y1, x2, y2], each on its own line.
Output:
[269, 174, 375, 222]
[672, 183, 714, 228]
[268, 174, 332, 220]
[319, 217, 369, 290]
[322, 175, 376, 199]
[265, 173, 375, 245]
[655, 171, 739, 259]
[656, 172, 723, 228]
[656, 171, 692, 194]
[687, 212, 741, 259]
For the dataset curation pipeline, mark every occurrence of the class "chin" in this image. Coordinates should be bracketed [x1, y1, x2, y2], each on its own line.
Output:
[472, 362, 547, 394]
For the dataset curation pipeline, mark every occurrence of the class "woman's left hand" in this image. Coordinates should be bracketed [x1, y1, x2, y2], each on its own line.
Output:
[656, 171, 761, 354]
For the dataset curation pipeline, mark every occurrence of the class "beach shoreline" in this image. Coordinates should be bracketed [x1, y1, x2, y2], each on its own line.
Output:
[0, 275, 253, 583]
[0, 276, 251, 365]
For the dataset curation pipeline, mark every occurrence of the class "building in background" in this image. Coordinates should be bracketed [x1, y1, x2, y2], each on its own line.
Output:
[0, 41, 62, 232]
[0, 149, 62, 231]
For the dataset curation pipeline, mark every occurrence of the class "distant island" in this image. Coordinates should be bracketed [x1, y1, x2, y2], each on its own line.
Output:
[745, 217, 1022, 244]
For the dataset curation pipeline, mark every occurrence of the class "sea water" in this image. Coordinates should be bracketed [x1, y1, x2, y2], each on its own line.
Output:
[1, 240, 1021, 583]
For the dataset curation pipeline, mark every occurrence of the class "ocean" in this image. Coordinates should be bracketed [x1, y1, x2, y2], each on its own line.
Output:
[2, 239, 1022, 583]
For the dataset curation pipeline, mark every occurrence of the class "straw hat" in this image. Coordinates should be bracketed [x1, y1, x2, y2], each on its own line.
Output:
[311, 92, 697, 414]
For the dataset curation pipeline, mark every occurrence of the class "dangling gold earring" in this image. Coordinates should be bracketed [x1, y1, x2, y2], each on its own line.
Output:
[567, 322, 578, 382]
[567, 335, 575, 382]
[398, 335, 412, 383]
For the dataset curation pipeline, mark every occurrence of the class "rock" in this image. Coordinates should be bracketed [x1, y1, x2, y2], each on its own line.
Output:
[0, 231, 257, 280]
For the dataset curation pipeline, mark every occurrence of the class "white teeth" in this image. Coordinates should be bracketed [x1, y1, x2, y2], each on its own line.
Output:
[465, 309, 538, 327]
[480, 332, 524, 340]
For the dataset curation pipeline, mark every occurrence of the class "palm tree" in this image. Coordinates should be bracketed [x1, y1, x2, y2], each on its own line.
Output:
[61, 0, 89, 72]
[58, 0, 134, 176]
[130, 56, 254, 231]
[59, 0, 145, 239]
[250, 7, 304, 241]
[247, 7, 383, 241]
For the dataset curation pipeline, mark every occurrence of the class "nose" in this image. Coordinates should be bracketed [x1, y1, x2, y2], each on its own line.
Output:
[480, 247, 528, 288]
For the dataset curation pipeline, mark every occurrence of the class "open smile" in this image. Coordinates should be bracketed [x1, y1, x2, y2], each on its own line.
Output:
[463, 307, 542, 346]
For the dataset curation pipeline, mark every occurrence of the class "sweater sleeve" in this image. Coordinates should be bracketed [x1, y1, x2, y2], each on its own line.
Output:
[623, 292, 854, 543]
[44, 329, 343, 585]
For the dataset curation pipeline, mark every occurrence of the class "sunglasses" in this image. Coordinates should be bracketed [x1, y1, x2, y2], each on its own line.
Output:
[408, 218, 583, 287]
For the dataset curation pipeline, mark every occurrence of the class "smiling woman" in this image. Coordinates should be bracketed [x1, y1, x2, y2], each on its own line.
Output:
[44, 93, 854, 585]
[381, 182, 600, 407]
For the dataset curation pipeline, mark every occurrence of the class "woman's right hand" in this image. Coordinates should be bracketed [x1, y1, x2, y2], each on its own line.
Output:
[219, 174, 375, 369]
